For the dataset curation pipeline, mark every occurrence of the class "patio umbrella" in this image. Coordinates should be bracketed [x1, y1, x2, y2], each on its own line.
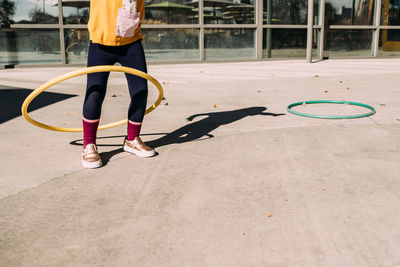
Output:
[187, 0, 235, 11]
[146, 1, 192, 9]
[187, 0, 235, 22]
[223, 3, 254, 23]
[146, 1, 193, 23]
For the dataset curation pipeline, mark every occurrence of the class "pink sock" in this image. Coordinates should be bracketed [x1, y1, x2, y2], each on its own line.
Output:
[83, 118, 99, 148]
[127, 121, 142, 141]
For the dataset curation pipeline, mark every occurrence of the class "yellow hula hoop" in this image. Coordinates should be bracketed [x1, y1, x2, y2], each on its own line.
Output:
[21, 65, 164, 132]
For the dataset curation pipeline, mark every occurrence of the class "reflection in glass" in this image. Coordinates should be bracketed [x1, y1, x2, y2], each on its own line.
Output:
[62, 0, 90, 24]
[0, 29, 61, 64]
[200, 0, 255, 24]
[0, 0, 16, 27]
[205, 28, 255, 59]
[12, 0, 59, 24]
[142, 29, 199, 61]
[379, 29, 400, 55]
[381, 0, 400, 25]
[325, 29, 373, 57]
[65, 29, 89, 64]
[263, 0, 315, 25]
[144, 0, 198, 24]
[325, 0, 375, 25]
[263, 29, 308, 58]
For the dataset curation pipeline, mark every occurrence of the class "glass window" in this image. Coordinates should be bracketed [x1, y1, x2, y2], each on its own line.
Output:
[263, 0, 317, 25]
[325, 0, 375, 25]
[65, 29, 89, 64]
[11, 0, 59, 24]
[202, 0, 255, 25]
[325, 29, 373, 57]
[144, 0, 198, 24]
[263, 28, 308, 58]
[0, 29, 61, 65]
[142, 29, 199, 61]
[62, 0, 90, 24]
[205, 28, 255, 60]
[379, 29, 400, 56]
[381, 0, 400, 25]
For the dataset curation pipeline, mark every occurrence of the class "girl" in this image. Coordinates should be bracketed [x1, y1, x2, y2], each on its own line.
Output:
[82, 0, 155, 169]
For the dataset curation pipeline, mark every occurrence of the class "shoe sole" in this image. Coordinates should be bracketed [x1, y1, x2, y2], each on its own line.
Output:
[123, 145, 156, 158]
[82, 159, 102, 169]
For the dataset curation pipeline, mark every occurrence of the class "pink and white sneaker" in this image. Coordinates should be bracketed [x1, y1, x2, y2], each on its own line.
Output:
[82, 143, 102, 168]
[123, 137, 156, 158]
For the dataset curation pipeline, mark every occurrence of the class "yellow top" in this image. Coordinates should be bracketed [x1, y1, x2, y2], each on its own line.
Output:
[88, 0, 144, 46]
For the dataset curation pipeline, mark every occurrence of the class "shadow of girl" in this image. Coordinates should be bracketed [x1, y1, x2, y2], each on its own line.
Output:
[72, 106, 285, 166]
[146, 106, 285, 149]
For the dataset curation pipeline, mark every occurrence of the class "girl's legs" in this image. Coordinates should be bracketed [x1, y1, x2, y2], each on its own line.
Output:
[82, 42, 116, 148]
[118, 40, 148, 141]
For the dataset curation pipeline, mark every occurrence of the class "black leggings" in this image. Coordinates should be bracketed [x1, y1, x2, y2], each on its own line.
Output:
[83, 40, 148, 122]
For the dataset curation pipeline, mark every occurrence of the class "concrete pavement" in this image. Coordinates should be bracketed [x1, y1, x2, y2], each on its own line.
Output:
[0, 59, 400, 266]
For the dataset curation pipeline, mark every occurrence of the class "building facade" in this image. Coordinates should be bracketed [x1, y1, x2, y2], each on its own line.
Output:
[1, 0, 400, 66]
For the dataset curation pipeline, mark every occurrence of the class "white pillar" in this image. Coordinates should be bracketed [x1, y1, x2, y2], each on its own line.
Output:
[306, 0, 314, 63]
[319, 0, 325, 59]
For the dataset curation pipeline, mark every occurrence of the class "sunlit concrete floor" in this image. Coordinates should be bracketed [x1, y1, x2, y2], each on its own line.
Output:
[0, 59, 399, 266]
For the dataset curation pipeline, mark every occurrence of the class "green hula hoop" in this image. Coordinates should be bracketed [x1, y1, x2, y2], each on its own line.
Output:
[287, 100, 376, 119]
